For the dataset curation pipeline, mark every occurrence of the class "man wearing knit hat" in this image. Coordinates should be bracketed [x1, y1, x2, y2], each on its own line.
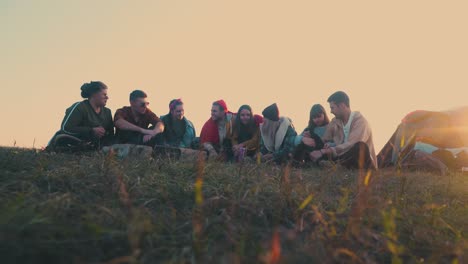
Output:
[262, 103, 280, 122]
[200, 99, 235, 159]
[260, 103, 297, 163]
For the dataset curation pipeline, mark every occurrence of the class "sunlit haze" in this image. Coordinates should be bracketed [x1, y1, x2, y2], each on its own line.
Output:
[2, 1, 467, 151]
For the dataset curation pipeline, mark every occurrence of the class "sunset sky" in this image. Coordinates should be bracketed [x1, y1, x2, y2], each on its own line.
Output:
[2, 1, 467, 152]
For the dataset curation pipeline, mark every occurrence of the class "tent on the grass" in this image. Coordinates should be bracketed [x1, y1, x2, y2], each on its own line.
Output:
[378, 107, 468, 173]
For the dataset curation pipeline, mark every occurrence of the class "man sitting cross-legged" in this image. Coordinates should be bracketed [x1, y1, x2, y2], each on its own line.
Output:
[114, 90, 164, 147]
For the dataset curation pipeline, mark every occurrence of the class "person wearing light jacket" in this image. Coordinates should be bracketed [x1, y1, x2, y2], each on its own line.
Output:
[310, 91, 377, 169]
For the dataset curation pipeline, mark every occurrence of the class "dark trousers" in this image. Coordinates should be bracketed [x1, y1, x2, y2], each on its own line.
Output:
[336, 142, 375, 170]
[293, 134, 324, 162]
[293, 143, 317, 162]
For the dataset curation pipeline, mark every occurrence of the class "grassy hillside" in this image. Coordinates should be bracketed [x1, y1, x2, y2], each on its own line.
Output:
[0, 147, 467, 263]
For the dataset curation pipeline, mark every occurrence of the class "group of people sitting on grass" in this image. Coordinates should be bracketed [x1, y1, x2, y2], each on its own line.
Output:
[48, 81, 377, 170]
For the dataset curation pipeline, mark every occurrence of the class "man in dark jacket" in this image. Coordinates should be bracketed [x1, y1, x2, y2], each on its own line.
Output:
[47, 81, 114, 151]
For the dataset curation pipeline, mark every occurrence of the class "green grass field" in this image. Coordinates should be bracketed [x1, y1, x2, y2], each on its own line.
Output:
[0, 147, 467, 263]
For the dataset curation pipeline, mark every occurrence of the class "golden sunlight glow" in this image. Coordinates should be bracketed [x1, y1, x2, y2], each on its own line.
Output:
[1, 1, 468, 151]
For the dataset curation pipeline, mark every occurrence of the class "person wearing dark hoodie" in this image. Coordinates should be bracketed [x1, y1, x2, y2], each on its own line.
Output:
[160, 98, 196, 148]
[228, 105, 263, 160]
[260, 103, 297, 164]
[47, 81, 114, 151]
[200, 99, 235, 159]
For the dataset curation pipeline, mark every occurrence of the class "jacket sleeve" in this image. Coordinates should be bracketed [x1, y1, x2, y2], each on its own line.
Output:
[105, 109, 115, 136]
[260, 137, 269, 155]
[294, 128, 309, 146]
[181, 120, 196, 148]
[242, 127, 261, 152]
[273, 126, 297, 162]
[61, 103, 93, 139]
[230, 128, 239, 146]
[322, 122, 334, 143]
[200, 120, 211, 144]
[225, 119, 235, 144]
[333, 116, 371, 156]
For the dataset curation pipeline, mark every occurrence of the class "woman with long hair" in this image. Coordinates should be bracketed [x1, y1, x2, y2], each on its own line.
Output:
[294, 104, 330, 162]
[229, 105, 263, 160]
[306, 104, 330, 138]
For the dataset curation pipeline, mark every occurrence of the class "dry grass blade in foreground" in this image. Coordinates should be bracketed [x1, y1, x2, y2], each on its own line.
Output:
[0, 147, 467, 263]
